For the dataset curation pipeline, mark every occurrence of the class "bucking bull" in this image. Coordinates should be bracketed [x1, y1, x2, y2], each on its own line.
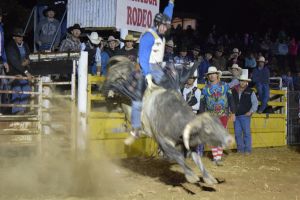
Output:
[103, 56, 233, 185]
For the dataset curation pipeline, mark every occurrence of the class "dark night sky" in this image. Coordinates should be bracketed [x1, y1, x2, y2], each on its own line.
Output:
[7, 0, 300, 37]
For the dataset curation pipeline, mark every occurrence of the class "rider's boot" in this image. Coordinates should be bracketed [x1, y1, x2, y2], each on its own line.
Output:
[124, 128, 141, 145]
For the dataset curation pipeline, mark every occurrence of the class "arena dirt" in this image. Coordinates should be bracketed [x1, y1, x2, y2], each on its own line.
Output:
[0, 145, 299, 200]
[0, 98, 299, 200]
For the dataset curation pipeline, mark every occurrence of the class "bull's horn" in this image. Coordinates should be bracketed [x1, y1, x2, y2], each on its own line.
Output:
[183, 124, 192, 150]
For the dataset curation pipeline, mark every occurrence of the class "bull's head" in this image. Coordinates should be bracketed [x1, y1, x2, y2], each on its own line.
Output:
[183, 113, 233, 150]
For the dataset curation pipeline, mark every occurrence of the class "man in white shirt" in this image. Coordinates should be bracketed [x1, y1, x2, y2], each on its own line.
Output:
[182, 76, 201, 114]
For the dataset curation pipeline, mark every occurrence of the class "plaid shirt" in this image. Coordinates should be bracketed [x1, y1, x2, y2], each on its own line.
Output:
[59, 34, 81, 52]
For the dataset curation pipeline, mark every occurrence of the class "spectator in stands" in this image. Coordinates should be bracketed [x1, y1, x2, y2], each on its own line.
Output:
[244, 51, 257, 73]
[191, 45, 202, 63]
[98, 39, 110, 76]
[232, 69, 258, 154]
[163, 39, 175, 63]
[59, 23, 83, 52]
[0, 8, 10, 114]
[118, 34, 138, 63]
[288, 37, 298, 73]
[252, 56, 270, 113]
[229, 64, 243, 89]
[83, 32, 102, 75]
[35, 6, 61, 51]
[212, 46, 226, 71]
[6, 28, 32, 115]
[277, 39, 289, 72]
[282, 70, 294, 91]
[197, 50, 212, 84]
[227, 48, 243, 69]
[105, 36, 120, 57]
[200, 66, 236, 166]
[0, 8, 9, 73]
[174, 46, 191, 64]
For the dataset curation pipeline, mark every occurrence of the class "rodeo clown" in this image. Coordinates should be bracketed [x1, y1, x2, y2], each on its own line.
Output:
[124, 0, 175, 145]
[199, 66, 236, 166]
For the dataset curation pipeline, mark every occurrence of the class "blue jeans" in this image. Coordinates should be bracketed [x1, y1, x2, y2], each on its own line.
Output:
[256, 83, 269, 112]
[196, 144, 204, 156]
[11, 80, 31, 114]
[131, 64, 164, 129]
[234, 115, 252, 153]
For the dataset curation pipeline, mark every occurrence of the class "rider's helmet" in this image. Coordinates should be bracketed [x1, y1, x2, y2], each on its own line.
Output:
[154, 13, 171, 27]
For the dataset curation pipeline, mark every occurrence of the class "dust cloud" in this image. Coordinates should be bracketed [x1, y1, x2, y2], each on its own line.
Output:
[0, 97, 133, 200]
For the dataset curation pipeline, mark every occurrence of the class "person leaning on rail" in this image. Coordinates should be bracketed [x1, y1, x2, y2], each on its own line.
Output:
[6, 28, 32, 115]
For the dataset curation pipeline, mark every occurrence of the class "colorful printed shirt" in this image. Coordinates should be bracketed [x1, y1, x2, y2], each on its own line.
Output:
[200, 81, 235, 116]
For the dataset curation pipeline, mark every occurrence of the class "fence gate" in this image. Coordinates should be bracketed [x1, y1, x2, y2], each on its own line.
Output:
[287, 90, 300, 145]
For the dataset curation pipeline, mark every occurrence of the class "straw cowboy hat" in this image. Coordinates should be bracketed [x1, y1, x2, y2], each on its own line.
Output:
[121, 34, 137, 42]
[238, 69, 251, 82]
[88, 32, 103, 45]
[107, 35, 120, 46]
[206, 66, 222, 76]
[230, 64, 243, 75]
[166, 40, 175, 48]
[257, 56, 266, 63]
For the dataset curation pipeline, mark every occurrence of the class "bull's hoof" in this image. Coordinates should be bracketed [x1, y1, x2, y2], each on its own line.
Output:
[185, 174, 200, 184]
[203, 175, 218, 185]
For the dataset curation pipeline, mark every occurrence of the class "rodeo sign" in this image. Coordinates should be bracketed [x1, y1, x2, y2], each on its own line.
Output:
[116, 0, 160, 33]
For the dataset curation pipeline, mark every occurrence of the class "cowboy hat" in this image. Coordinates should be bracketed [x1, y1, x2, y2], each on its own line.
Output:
[257, 56, 266, 63]
[206, 66, 222, 76]
[238, 69, 251, 82]
[107, 35, 120, 46]
[43, 6, 56, 17]
[67, 23, 84, 33]
[88, 32, 102, 45]
[166, 40, 175, 48]
[12, 28, 25, 37]
[193, 45, 201, 52]
[230, 64, 242, 74]
[121, 34, 137, 42]
[232, 48, 240, 53]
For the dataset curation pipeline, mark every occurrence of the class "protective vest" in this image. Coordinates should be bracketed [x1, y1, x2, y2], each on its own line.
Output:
[232, 87, 253, 116]
[147, 29, 165, 64]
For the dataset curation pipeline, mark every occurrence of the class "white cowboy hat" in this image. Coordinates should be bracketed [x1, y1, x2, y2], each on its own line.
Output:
[230, 64, 243, 74]
[232, 48, 242, 56]
[238, 69, 251, 81]
[232, 48, 240, 53]
[257, 56, 266, 63]
[166, 40, 175, 48]
[88, 32, 102, 45]
[206, 66, 222, 76]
